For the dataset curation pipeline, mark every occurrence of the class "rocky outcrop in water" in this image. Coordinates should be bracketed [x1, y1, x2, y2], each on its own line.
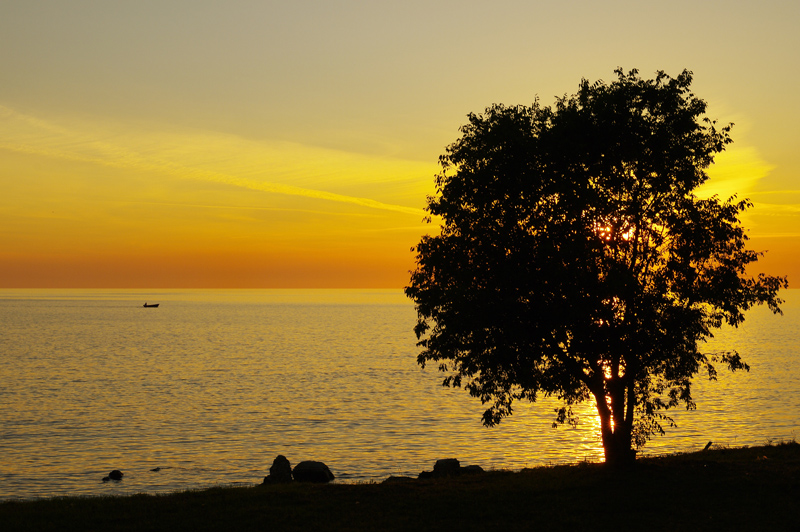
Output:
[261, 456, 335, 484]
[418, 458, 484, 479]
[102, 470, 123, 482]
[263, 455, 293, 484]
[292, 460, 335, 483]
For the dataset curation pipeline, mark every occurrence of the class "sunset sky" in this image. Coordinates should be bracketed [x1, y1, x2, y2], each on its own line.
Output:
[2, 1, 798, 288]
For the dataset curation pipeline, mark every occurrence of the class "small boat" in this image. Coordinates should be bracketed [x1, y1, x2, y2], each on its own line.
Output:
[143, 302, 160, 308]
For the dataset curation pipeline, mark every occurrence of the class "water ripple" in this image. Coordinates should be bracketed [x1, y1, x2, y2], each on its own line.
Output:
[0, 289, 797, 500]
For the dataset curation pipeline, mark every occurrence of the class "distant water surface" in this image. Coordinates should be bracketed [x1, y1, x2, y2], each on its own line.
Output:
[1, 289, 798, 500]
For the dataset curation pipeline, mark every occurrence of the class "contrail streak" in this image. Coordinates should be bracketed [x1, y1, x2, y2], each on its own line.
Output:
[0, 105, 426, 217]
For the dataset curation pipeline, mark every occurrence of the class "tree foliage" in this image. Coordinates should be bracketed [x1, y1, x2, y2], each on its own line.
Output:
[405, 68, 787, 465]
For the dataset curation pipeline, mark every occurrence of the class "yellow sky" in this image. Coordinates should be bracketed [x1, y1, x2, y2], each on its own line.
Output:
[1, 1, 798, 287]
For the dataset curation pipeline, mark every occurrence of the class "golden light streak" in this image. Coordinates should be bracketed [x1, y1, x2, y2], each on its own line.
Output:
[0, 105, 427, 217]
[698, 146, 774, 201]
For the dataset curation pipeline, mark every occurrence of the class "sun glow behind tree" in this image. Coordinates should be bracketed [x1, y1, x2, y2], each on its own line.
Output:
[406, 69, 787, 465]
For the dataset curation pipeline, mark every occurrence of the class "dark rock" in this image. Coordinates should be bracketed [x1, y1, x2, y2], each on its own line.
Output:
[418, 459, 484, 479]
[433, 458, 461, 477]
[263, 455, 293, 484]
[460, 464, 485, 475]
[292, 461, 335, 483]
[103, 470, 123, 482]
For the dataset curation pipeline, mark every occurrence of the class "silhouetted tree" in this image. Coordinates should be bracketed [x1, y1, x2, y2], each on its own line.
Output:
[405, 68, 787, 466]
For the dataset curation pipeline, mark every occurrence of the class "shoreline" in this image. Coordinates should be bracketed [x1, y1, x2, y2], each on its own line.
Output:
[3, 441, 799, 531]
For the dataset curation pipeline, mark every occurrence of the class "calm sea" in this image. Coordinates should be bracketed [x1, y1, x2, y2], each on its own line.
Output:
[1, 289, 798, 500]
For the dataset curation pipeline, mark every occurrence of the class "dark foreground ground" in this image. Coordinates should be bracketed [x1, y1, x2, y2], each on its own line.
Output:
[2, 442, 799, 532]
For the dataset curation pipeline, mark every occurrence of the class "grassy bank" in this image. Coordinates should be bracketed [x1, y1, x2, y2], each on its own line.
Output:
[2, 442, 799, 531]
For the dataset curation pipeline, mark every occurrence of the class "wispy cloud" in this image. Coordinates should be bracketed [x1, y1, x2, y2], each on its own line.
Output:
[0, 105, 427, 217]
[751, 202, 800, 216]
[748, 190, 800, 197]
[698, 146, 774, 200]
[109, 199, 381, 217]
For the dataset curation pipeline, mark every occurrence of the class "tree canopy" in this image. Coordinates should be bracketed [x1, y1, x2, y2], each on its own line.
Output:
[405, 68, 787, 465]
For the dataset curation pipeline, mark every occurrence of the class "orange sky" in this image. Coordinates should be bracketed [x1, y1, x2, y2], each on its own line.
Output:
[1, 1, 798, 287]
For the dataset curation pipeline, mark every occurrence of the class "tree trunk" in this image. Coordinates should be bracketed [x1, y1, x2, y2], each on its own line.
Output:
[595, 390, 635, 468]
[602, 429, 635, 468]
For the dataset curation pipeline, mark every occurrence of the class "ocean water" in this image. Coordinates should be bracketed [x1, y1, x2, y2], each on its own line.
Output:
[1, 288, 798, 500]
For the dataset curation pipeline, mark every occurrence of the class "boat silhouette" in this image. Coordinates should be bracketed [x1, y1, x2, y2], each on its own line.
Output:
[143, 302, 160, 308]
